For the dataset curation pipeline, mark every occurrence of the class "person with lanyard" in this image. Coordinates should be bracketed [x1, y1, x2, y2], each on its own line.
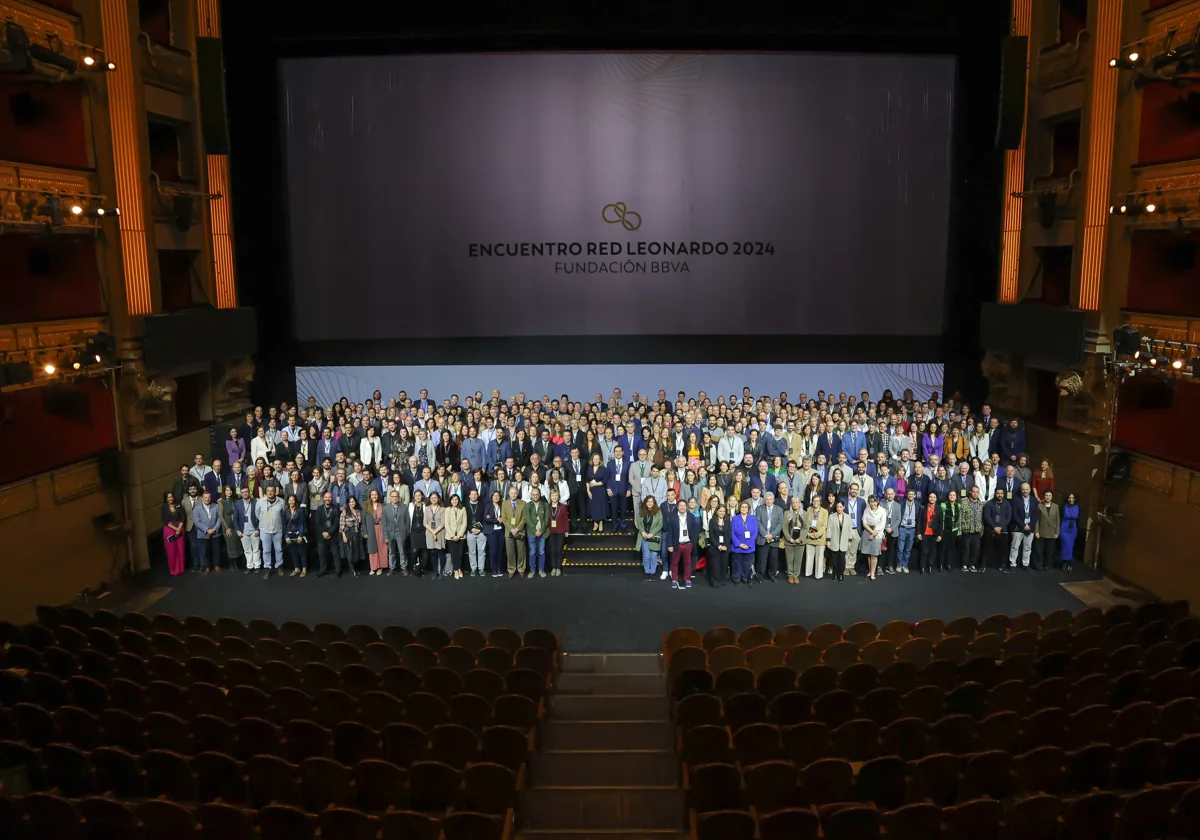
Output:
[706, 503, 732, 587]
[546, 488, 569, 577]
[782, 496, 806, 584]
[730, 500, 758, 585]
[483, 490, 506, 578]
[934, 488, 960, 573]
[825, 499, 851, 581]
[665, 500, 698, 589]
[755, 492, 782, 582]
[1008, 481, 1038, 571]
[915, 491, 938, 575]
[983, 487, 1013, 573]
[464, 488, 488, 577]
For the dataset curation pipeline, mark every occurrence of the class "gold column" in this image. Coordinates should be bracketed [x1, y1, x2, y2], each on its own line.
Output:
[998, 0, 1033, 304]
[197, 0, 237, 308]
[1078, 0, 1122, 311]
[99, 0, 153, 316]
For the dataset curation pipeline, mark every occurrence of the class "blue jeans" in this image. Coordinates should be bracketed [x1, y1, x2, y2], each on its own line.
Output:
[261, 531, 284, 569]
[896, 527, 915, 568]
[641, 542, 659, 574]
[527, 535, 546, 572]
[195, 537, 214, 570]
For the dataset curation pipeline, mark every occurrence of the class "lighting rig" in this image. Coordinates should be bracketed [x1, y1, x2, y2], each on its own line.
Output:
[0, 184, 119, 234]
[0, 20, 115, 79]
[0, 331, 119, 391]
[149, 172, 221, 233]
[1110, 21, 1200, 89]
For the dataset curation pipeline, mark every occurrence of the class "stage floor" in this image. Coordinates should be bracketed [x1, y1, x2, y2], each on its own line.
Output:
[112, 565, 1103, 653]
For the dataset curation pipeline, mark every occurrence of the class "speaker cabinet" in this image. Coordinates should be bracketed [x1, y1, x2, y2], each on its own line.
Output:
[996, 36, 1029, 150]
[196, 36, 230, 155]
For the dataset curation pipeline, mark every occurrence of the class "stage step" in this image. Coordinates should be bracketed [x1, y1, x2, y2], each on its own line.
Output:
[561, 653, 662, 674]
[550, 694, 670, 721]
[534, 750, 678, 787]
[525, 787, 684, 831]
[544, 720, 675, 751]
[556, 673, 665, 695]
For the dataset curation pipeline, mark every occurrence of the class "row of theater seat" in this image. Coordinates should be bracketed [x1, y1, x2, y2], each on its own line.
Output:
[684, 743, 1200, 813]
[682, 710, 1200, 768]
[17, 606, 559, 659]
[5, 624, 556, 681]
[689, 785, 1200, 840]
[677, 671, 1200, 733]
[665, 601, 1194, 657]
[0, 738, 518, 814]
[0, 794, 511, 840]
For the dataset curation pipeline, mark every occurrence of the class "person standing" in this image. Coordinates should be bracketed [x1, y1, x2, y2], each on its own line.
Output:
[585, 453, 609, 533]
[525, 486, 550, 578]
[915, 492, 938, 575]
[383, 489, 410, 576]
[217, 485, 243, 573]
[630, 449, 650, 522]
[340, 496, 366, 576]
[730, 500, 758, 585]
[484, 490, 506, 578]
[1060, 492, 1079, 572]
[861, 495, 886, 580]
[566, 446, 587, 530]
[1034, 489, 1061, 572]
[1008, 482, 1038, 571]
[803, 498, 828, 579]
[546, 488, 569, 577]
[182, 484, 200, 572]
[983, 488, 1012, 573]
[959, 485, 984, 572]
[707, 504, 732, 587]
[635, 496, 664, 581]
[234, 486, 259, 574]
[664, 500, 699, 589]
[193, 491, 219, 575]
[502, 485, 527, 578]
[314, 491, 342, 578]
[255, 485, 285, 579]
[283, 494, 308, 577]
[826, 499, 851, 582]
[894, 489, 917, 574]
[424, 493, 448, 577]
[464, 488, 487, 576]
[161, 491, 186, 576]
[782, 496, 806, 583]
[445, 493, 467, 579]
[935, 489, 960, 573]
[606, 445, 631, 531]
[755, 492, 782, 582]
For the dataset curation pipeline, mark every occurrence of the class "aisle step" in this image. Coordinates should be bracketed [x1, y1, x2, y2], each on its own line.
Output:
[545, 720, 675, 751]
[556, 673, 665, 695]
[562, 653, 662, 674]
[534, 750, 678, 787]
[550, 694, 669, 721]
[525, 787, 684, 831]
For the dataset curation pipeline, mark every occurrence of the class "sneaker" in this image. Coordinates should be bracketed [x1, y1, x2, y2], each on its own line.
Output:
[961, 566, 968, 572]
[262, 570, 271, 580]
[660, 570, 669, 580]
[539, 571, 547, 578]
[684, 581, 692, 589]
[670, 581, 679, 589]
[901, 567, 909, 574]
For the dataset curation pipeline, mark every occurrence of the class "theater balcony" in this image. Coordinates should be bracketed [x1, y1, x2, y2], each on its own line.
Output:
[136, 0, 195, 95]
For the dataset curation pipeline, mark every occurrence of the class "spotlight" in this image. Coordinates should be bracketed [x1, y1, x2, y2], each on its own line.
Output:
[26, 42, 77, 74]
[1113, 325, 1141, 357]
[1154, 355, 1170, 367]
[1130, 51, 1141, 63]
[1119, 204, 1128, 214]
[85, 331, 117, 366]
[1110, 58, 1118, 67]
[70, 204, 83, 216]
[82, 55, 95, 66]
[85, 206, 120, 218]
[106, 61, 116, 71]
[43, 362, 56, 375]
[1171, 358, 1185, 370]
[72, 360, 82, 370]
[1146, 203, 1157, 213]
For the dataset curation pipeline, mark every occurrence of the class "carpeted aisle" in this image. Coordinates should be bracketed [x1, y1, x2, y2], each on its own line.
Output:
[127, 566, 1101, 653]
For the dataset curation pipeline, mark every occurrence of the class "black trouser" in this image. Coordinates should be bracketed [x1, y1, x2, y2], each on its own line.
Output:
[1034, 536, 1057, 571]
[546, 533, 565, 570]
[829, 549, 846, 580]
[916, 535, 937, 573]
[937, 533, 958, 570]
[962, 532, 982, 569]
[449, 540, 465, 572]
[316, 537, 340, 575]
[881, 533, 896, 571]
[707, 545, 729, 586]
[755, 543, 779, 578]
[569, 488, 587, 527]
[985, 529, 1008, 570]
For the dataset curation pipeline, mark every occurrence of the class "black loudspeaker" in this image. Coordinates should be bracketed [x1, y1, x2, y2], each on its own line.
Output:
[996, 36, 1029, 150]
[196, 37, 230, 155]
[43, 384, 92, 424]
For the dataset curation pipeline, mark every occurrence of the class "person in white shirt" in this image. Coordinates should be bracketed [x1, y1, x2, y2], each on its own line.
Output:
[189, 454, 213, 486]
[254, 485, 285, 579]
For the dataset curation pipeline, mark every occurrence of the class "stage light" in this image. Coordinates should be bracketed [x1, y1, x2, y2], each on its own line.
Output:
[106, 61, 115, 71]
[1129, 51, 1140, 62]
[1110, 58, 1118, 67]
[1119, 204, 1128, 214]
[72, 360, 81, 370]
[43, 362, 56, 375]
[1113, 325, 1141, 357]
[26, 42, 77, 74]
[1154, 355, 1170, 367]
[86, 206, 119, 218]
[1172, 358, 1185, 370]
[70, 204, 83, 215]
[82, 55, 95, 66]
[1146, 203, 1157, 213]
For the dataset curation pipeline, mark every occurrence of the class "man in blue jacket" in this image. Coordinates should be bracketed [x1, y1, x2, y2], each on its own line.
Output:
[998, 419, 1026, 466]
[663, 499, 703, 589]
[1007, 482, 1039, 571]
[192, 491, 220, 574]
[606, 445, 632, 531]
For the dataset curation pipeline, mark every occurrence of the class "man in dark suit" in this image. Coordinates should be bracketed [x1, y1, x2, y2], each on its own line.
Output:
[816, 423, 841, 462]
[313, 491, 343, 578]
[565, 445, 587, 530]
[755, 492, 783, 581]
[949, 461, 975, 498]
[983, 487, 1012, 573]
[171, 463, 201, 506]
[606, 445, 632, 531]
[843, 484, 867, 575]
[662, 500, 702, 589]
[203, 459, 227, 500]
[316, 430, 338, 471]
[532, 428, 555, 466]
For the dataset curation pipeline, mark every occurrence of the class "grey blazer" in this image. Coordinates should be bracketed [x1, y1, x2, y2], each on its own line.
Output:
[756, 504, 784, 546]
[881, 500, 903, 533]
[383, 503, 410, 544]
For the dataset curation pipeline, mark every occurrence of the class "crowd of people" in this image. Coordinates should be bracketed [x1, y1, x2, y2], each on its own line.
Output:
[159, 385, 1082, 587]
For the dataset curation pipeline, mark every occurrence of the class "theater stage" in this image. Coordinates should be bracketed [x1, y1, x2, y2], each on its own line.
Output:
[114, 565, 1102, 653]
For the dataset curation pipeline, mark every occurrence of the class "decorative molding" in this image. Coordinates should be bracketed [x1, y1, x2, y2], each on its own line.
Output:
[52, 461, 101, 503]
[138, 37, 195, 94]
[0, 0, 79, 45]
[1129, 455, 1175, 495]
[1036, 33, 1090, 89]
[1131, 159, 1200, 193]
[1123, 311, 1200, 344]
[0, 479, 39, 523]
[1144, 1, 1200, 37]
[0, 162, 103, 231]
[0, 317, 108, 355]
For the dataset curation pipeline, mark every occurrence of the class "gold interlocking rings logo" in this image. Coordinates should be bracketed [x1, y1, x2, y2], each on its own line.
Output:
[602, 201, 642, 231]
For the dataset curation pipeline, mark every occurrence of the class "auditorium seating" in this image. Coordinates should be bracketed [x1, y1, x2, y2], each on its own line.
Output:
[0, 609, 561, 840]
[666, 602, 1200, 840]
